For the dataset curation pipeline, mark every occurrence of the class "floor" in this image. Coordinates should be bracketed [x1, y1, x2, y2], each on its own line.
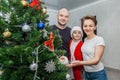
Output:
[0, 67, 120, 80]
[105, 67, 120, 80]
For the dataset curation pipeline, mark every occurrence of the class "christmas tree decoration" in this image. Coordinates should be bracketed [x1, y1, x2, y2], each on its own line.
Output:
[28, 0, 32, 3]
[44, 60, 56, 73]
[66, 73, 71, 80]
[42, 29, 48, 38]
[29, 0, 40, 10]
[42, 7, 47, 14]
[0, 0, 67, 80]
[30, 62, 38, 71]
[22, 23, 31, 32]
[59, 56, 69, 65]
[0, 13, 10, 23]
[3, 28, 12, 38]
[44, 32, 54, 51]
[21, 0, 29, 7]
[37, 22, 45, 30]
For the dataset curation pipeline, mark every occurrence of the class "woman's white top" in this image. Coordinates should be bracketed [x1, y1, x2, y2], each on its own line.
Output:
[81, 36, 105, 72]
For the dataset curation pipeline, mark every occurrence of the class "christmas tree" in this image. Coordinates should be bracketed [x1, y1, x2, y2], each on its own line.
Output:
[0, 0, 68, 80]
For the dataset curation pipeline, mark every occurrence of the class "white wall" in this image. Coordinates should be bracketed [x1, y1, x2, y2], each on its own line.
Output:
[47, 8, 57, 25]
[69, 0, 120, 70]
[47, 0, 120, 70]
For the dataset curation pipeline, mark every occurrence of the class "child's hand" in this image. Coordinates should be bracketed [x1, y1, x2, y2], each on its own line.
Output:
[65, 64, 72, 68]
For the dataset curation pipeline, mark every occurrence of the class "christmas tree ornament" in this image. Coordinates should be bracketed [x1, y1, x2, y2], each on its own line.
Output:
[29, 0, 40, 10]
[42, 29, 48, 38]
[42, 7, 47, 14]
[32, 46, 39, 56]
[44, 32, 54, 51]
[1, 13, 10, 23]
[37, 22, 45, 30]
[45, 60, 56, 73]
[30, 62, 38, 71]
[22, 23, 31, 32]
[3, 28, 12, 38]
[21, 0, 29, 7]
[66, 73, 71, 80]
[28, 0, 32, 3]
[1, 0, 67, 79]
[59, 56, 69, 65]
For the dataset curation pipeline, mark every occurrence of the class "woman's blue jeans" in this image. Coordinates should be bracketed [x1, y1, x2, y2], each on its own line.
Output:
[84, 69, 108, 80]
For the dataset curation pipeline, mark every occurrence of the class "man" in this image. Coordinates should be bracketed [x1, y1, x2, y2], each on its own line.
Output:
[52, 8, 71, 58]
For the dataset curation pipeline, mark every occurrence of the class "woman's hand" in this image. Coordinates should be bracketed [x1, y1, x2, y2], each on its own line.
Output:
[71, 60, 82, 66]
[65, 63, 78, 68]
[65, 60, 82, 68]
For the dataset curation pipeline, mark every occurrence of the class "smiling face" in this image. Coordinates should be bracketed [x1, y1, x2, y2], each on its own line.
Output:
[57, 8, 69, 27]
[81, 16, 97, 38]
[72, 30, 82, 41]
[83, 19, 96, 36]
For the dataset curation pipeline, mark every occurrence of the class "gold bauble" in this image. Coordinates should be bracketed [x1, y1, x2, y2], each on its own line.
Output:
[3, 28, 12, 38]
[21, 0, 29, 7]
[42, 7, 47, 14]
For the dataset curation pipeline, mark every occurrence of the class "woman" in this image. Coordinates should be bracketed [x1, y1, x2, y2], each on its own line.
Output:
[71, 15, 108, 80]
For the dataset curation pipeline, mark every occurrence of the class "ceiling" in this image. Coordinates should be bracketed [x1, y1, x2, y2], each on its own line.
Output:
[43, 0, 101, 10]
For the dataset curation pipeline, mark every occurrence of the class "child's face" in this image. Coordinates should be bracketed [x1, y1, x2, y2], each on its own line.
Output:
[72, 30, 82, 41]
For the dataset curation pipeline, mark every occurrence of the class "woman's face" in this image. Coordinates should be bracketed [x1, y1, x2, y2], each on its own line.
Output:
[83, 19, 96, 36]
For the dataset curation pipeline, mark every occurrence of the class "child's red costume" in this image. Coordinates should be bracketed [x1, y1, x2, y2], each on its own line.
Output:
[69, 39, 83, 80]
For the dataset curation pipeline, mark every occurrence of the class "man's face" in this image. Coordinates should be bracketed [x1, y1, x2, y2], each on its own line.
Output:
[57, 9, 69, 26]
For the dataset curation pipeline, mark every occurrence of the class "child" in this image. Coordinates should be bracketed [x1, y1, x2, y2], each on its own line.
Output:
[67, 26, 83, 80]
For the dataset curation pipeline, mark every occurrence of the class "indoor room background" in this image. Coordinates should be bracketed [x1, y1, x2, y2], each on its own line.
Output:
[0, 0, 120, 79]
[46, 0, 120, 70]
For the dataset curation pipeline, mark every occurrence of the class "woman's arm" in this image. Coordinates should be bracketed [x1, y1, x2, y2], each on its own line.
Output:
[71, 45, 105, 66]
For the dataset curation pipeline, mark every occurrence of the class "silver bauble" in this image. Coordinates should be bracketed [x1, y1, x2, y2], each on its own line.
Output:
[22, 23, 31, 32]
[29, 63, 38, 71]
